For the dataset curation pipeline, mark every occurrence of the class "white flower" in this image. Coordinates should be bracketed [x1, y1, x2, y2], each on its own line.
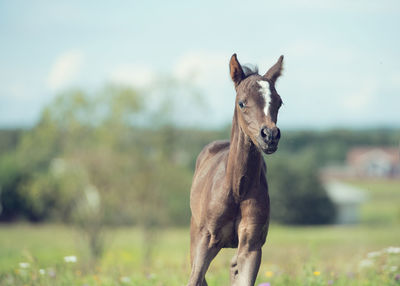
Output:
[39, 269, 46, 275]
[19, 262, 30, 268]
[84, 185, 100, 211]
[120, 276, 131, 283]
[359, 259, 374, 268]
[385, 246, 400, 254]
[367, 251, 381, 258]
[64, 255, 77, 263]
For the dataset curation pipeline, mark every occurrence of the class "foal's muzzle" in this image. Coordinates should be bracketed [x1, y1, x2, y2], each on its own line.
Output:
[261, 126, 280, 142]
[258, 126, 281, 154]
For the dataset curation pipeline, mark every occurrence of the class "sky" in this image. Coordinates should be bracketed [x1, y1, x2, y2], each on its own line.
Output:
[1, 0, 400, 129]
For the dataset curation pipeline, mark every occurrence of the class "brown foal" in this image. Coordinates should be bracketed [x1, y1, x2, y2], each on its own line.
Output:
[188, 54, 284, 286]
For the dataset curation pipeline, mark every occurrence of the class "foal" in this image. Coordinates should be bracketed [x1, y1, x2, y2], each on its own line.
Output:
[188, 54, 284, 286]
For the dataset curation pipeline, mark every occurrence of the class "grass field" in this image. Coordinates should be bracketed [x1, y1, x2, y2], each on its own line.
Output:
[346, 179, 400, 225]
[0, 179, 399, 285]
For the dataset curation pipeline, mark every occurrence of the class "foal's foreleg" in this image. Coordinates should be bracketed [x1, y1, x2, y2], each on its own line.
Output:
[188, 230, 221, 286]
[230, 253, 239, 284]
[234, 246, 262, 286]
[233, 224, 264, 286]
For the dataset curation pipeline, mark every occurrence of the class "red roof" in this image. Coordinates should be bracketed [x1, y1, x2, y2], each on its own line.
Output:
[347, 147, 399, 166]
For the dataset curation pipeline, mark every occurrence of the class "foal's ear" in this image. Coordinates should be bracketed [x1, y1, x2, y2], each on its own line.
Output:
[229, 53, 245, 86]
[264, 55, 284, 83]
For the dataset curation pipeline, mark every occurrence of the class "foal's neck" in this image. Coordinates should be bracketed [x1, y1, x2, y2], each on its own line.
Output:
[226, 109, 263, 198]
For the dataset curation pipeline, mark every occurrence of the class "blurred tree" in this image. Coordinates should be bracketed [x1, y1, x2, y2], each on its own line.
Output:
[0, 83, 195, 229]
[0, 129, 23, 157]
[266, 153, 336, 225]
[0, 153, 30, 220]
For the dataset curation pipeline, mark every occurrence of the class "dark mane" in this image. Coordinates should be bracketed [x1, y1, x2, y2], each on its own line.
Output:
[242, 64, 259, 78]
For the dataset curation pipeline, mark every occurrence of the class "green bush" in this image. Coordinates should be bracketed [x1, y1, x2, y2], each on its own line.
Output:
[267, 156, 336, 225]
[0, 154, 31, 221]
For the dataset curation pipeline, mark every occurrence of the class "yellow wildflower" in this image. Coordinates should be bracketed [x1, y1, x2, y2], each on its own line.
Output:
[265, 271, 274, 277]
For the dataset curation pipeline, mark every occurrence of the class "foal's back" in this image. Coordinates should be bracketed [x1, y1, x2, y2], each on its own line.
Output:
[194, 140, 230, 172]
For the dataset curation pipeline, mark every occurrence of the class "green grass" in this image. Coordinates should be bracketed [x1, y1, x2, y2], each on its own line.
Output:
[0, 179, 399, 285]
[0, 224, 399, 285]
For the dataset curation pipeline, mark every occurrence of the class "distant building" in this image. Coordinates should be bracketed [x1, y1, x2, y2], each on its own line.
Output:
[320, 147, 399, 224]
[325, 181, 366, 224]
[347, 147, 400, 178]
[321, 147, 400, 179]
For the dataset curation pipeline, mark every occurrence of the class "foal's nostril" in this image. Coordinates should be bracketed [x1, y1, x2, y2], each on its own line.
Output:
[261, 127, 269, 139]
[261, 127, 280, 142]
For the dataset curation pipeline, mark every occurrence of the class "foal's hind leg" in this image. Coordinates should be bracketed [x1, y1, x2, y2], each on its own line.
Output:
[188, 225, 221, 286]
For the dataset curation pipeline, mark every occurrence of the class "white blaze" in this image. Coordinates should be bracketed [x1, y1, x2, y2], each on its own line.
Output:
[258, 80, 271, 117]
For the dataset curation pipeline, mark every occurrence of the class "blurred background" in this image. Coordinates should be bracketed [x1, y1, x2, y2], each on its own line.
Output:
[0, 1, 399, 285]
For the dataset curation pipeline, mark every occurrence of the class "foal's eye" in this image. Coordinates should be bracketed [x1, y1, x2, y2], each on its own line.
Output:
[238, 101, 246, 109]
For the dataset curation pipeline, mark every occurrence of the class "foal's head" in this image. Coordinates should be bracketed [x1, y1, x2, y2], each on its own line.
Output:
[229, 54, 284, 154]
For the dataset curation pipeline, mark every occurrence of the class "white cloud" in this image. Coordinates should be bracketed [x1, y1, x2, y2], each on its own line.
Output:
[172, 51, 234, 126]
[47, 50, 84, 91]
[106, 53, 233, 127]
[341, 80, 377, 115]
[109, 65, 156, 88]
[173, 51, 228, 85]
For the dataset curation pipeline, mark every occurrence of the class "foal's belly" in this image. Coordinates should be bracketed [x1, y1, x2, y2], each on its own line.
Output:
[218, 220, 239, 248]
